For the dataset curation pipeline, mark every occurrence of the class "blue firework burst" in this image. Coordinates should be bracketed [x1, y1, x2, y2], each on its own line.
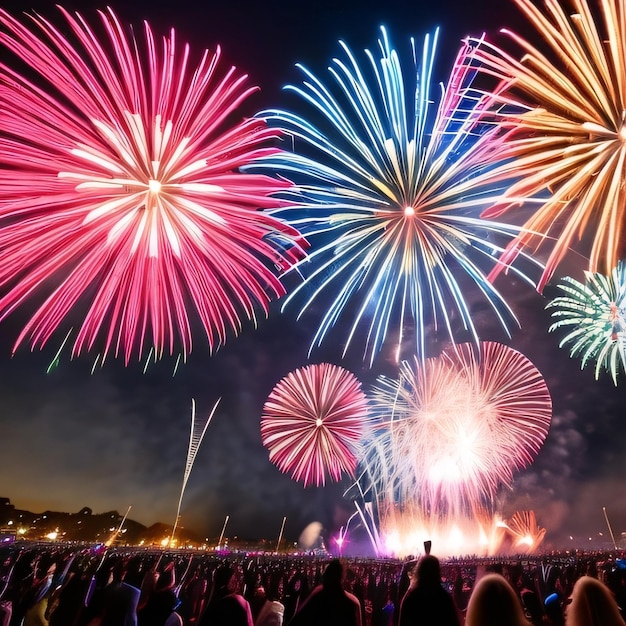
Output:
[254, 27, 539, 366]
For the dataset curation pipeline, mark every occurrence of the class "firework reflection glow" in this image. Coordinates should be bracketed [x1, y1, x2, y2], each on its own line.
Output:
[0, 7, 306, 364]
[357, 341, 552, 556]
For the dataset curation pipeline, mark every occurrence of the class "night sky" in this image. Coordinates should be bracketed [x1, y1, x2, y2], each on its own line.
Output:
[0, 0, 624, 551]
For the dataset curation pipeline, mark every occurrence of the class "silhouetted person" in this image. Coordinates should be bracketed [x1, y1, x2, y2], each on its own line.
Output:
[465, 573, 531, 626]
[398, 555, 460, 626]
[544, 592, 566, 626]
[177, 566, 207, 625]
[283, 572, 309, 623]
[566, 576, 626, 626]
[93, 559, 141, 626]
[0, 553, 18, 626]
[47, 560, 93, 626]
[518, 573, 544, 625]
[288, 559, 362, 626]
[255, 573, 285, 626]
[138, 562, 180, 626]
[451, 566, 468, 614]
[198, 564, 253, 626]
[22, 557, 56, 626]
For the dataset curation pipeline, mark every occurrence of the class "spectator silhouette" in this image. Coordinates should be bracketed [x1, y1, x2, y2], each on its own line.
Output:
[518, 573, 544, 625]
[0, 553, 19, 626]
[177, 566, 207, 625]
[544, 592, 566, 626]
[255, 573, 285, 626]
[397, 554, 460, 626]
[465, 573, 531, 626]
[283, 572, 309, 623]
[287, 559, 362, 626]
[47, 559, 92, 626]
[138, 561, 180, 626]
[22, 557, 56, 626]
[198, 564, 253, 626]
[92, 559, 141, 626]
[451, 566, 468, 613]
[565, 576, 626, 626]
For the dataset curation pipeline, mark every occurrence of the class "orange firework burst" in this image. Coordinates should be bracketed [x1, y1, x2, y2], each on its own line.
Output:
[506, 510, 547, 553]
[470, 0, 626, 290]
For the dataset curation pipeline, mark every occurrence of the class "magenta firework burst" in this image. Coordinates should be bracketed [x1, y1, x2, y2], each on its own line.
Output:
[261, 363, 369, 487]
[0, 7, 306, 364]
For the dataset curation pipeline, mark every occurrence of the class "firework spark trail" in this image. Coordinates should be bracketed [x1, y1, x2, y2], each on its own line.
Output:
[358, 342, 552, 525]
[468, 0, 626, 290]
[261, 363, 369, 487]
[251, 27, 541, 367]
[169, 398, 220, 547]
[548, 260, 626, 384]
[0, 7, 307, 364]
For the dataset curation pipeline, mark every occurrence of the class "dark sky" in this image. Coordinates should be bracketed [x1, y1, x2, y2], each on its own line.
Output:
[0, 0, 624, 552]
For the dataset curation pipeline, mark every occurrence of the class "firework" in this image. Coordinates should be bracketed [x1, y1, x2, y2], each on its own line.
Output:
[358, 341, 551, 552]
[252, 27, 539, 366]
[169, 398, 220, 547]
[470, 0, 626, 290]
[505, 510, 547, 553]
[261, 363, 369, 487]
[0, 7, 306, 364]
[547, 261, 626, 384]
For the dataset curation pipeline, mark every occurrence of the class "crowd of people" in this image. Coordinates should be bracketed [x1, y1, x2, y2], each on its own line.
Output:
[0, 543, 626, 625]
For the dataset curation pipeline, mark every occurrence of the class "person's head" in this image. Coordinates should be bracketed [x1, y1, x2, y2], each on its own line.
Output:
[322, 559, 345, 590]
[111, 558, 128, 583]
[566, 576, 626, 626]
[213, 565, 235, 593]
[544, 592, 565, 626]
[465, 573, 531, 626]
[415, 555, 441, 587]
[266, 572, 282, 602]
[156, 567, 175, 592]
[35, 553, 56, 579]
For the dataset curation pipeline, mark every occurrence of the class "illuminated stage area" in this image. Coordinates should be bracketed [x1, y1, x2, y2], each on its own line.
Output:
[378, 510, 546, 558]
[342, 342, 553, 558]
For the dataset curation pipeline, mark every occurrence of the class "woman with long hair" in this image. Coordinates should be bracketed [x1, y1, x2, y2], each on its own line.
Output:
[465, 573, 531, 626]
[566, 576, 626, 626]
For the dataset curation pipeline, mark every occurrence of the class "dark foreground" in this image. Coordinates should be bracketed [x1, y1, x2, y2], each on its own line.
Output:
[1, 542, 625, 625]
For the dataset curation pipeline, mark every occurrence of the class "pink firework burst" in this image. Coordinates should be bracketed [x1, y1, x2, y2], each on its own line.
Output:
[0, 7, 306, 364]
[261, 363, 369, 487]
[365, 341, 552, 519]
